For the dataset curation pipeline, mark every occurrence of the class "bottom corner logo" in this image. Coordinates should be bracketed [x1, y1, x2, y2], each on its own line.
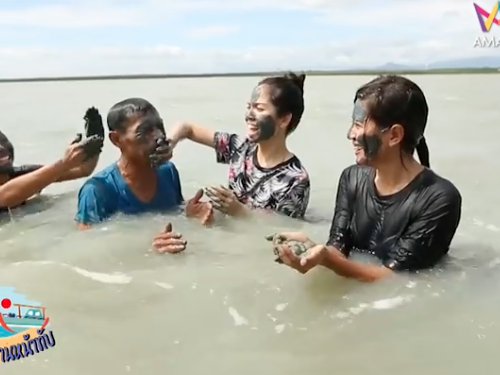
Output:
[0, 286, 55, 363]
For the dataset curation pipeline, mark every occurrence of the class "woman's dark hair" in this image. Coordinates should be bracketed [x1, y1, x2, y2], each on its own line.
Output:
[354, 75, 430, 167]
[107, 98, 161, 132]
[258, 72, 305, 135]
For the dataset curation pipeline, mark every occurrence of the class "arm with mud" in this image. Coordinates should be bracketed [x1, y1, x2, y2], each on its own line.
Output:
[168, 121, 216, 148]
[11, 160, 99, 182]
[0, 135, 103, 208]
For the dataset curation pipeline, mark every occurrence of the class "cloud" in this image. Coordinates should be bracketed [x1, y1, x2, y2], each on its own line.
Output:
[0, 4, 145, 27]
[0, 0, 497, 77]
[186, 25, 239, 39]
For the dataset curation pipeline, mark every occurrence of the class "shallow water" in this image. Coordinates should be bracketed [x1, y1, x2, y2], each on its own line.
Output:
[0, 75, 499, 374]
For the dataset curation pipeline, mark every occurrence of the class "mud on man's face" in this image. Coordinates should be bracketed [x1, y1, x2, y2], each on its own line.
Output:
[245, 84, 288, 142]
[110, 116, 166, 162]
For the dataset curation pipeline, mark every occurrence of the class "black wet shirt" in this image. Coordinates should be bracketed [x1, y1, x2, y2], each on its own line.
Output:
[327, 165, 462, 271]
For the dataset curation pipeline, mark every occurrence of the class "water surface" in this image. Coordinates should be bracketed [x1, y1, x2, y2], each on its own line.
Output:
[0, 75, 498, 374]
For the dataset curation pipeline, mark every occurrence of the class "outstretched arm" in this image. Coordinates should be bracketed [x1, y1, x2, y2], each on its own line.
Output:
[57, 155, 99, 181]
[168, 121, 216, 148]
[0, 160, 69, 207]
[11, 157, 99, 183]
[9, 106, 103, 184]
[168, 122, 243, 165]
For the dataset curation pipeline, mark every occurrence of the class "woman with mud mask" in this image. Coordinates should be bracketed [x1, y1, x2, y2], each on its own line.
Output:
[75, 98, 211, 254]
[167, 72, 310, 219]
[269, 75, 462, 282]
[0, 108, 104, 212]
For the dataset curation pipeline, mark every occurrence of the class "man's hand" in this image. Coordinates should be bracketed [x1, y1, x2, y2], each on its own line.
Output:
[205, 185, 247, 216]
[185, 189, 214, 226]
[152, 223, 187, 254]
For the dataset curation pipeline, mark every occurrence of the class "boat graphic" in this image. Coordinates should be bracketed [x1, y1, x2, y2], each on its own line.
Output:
[0, 303, 49, 335]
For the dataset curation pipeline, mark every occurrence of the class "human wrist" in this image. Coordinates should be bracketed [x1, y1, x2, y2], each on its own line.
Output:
[321, 245, 342, 266]
[54, 158, 72, 172]
[170, 122, 189, 143]
[234, 201, 250, 217]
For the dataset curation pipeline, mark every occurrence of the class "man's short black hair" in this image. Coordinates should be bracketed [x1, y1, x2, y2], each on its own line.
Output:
[107, 98, 160, 132]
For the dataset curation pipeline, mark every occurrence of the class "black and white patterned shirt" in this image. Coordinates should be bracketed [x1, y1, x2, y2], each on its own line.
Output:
[214, 131, 310, 218]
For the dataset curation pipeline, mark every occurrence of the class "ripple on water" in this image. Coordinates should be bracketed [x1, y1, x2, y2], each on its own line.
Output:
[12, 260, 132, 284]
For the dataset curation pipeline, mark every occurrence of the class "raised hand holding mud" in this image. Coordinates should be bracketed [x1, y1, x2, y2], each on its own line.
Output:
[62, 134, 103, 168]
[79, 134, 104, 161]
[83, 107, 105, 138]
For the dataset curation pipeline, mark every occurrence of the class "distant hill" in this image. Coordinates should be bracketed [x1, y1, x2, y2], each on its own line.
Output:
[375, 63, 413, 71]
[0, 55, 498, 83]
[427, 56, 500, 69]
[374, 56, 500, 71]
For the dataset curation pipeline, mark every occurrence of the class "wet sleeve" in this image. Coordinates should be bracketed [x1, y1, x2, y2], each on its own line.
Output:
[326, 167, 354, 256]
[274, 177, 310, 219]
[384, 186, 462, 271]
[74, 179, 113, 225]
[9, 164, 44, 178]
[213, 131, 242, 164]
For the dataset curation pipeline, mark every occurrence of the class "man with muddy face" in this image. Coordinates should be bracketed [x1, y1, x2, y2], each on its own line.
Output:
[76, 98, 212, 251]
[115, 114, 172, 168]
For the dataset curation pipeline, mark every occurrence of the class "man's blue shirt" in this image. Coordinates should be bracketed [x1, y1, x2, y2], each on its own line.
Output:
[75, 161, 183, 224]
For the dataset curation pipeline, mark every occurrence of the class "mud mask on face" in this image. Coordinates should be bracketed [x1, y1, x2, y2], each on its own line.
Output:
[246, 86, 276, 142]
[135, 117, 166, 148]
[351, 100, 388, 159]
[136, 117, 171, 167]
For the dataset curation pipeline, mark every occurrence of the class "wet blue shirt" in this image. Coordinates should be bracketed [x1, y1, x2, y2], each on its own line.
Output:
[75, 162, 183, 225]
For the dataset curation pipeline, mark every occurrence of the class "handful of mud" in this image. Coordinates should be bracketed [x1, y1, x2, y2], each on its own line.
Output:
[265, 234, 310, 264]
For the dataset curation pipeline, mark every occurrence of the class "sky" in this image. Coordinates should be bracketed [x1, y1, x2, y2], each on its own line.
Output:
[0, 0, 498, 78]
[0, 286, 41, 314]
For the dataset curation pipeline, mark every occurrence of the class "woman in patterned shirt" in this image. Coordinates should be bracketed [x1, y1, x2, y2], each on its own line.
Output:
[168, 72, 310, 219]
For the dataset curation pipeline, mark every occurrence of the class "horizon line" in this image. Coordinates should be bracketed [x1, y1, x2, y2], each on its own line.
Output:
[0, 67, 498, 84]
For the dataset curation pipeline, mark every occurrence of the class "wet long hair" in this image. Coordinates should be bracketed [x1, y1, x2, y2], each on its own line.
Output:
[354, 75, 430, 167]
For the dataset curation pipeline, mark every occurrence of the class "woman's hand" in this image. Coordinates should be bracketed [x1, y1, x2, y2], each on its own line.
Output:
[205, 185, 247, 216]
[266, 232, 324, 274]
